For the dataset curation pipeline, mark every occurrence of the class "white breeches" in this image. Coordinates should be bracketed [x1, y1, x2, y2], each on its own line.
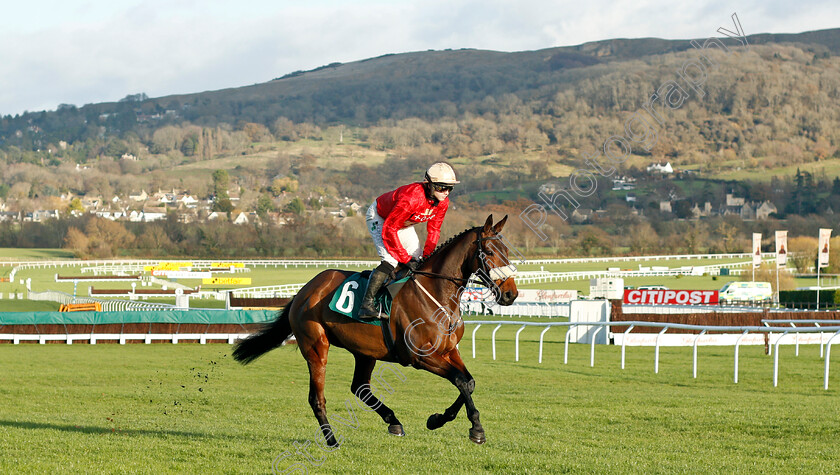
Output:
[366, 202, 421, 267]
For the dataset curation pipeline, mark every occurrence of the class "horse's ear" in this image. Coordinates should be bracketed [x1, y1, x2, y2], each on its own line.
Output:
[493, 215, 508, 233]
[483, 215, 493, 232]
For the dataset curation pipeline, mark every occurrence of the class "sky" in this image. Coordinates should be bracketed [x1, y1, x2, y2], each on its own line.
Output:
[1, 0, 839, 116]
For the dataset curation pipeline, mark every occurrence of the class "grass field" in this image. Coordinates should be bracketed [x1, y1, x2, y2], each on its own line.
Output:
[707, 158, 840, 182]
[0, 248, 74, 261]
[1, 325, 839, 473]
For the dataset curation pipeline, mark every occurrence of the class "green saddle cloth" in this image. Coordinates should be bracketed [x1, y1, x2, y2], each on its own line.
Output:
[328, 272, 410, 326]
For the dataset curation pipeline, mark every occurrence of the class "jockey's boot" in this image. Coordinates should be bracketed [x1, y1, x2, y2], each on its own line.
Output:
[359, 262, 393, 319]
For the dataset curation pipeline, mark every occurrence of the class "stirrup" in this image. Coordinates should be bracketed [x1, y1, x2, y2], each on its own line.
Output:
[359, 302, 379, 318]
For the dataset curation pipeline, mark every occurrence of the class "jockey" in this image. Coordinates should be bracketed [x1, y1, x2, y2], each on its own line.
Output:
[359, 162, 459, 318]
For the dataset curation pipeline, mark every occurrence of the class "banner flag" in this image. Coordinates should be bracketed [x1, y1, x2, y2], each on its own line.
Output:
[752, 233, 762, 268]
[775, 230, 787, 268]
[819, 228, 832, 268]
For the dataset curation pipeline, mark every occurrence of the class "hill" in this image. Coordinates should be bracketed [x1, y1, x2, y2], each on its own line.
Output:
[1, 28, 840, 259]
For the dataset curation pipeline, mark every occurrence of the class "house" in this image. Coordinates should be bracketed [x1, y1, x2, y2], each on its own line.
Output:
[129, 190, 148, 202]
[725, 194, 745, 207]
[691, 202, 714, 219]
[721, 194, 747, 217]
[571, 208, 593, 223]
[142, 207, 166, 222]
[756, 201, 778, 220]
[95, 210, 127, 221]
[232, 212, 249, 225]
[659, 201, 673, 213]
[265, 212, 288, 226]
[228, 189, 241, 203]
[176, 194, 199, 208]
[739, 203, 756, 220]
[647, 162, 673, 174]
[207, 211, 223, 221]
[176, 209, 197, 224]
[0, 211, 20, 222]
[81, 196, 102, 210]
[612, 176, 636, 190]
[625, 193, 637, 203]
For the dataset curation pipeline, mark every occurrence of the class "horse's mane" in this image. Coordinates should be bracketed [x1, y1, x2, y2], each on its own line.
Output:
[418, 225, 481, 266]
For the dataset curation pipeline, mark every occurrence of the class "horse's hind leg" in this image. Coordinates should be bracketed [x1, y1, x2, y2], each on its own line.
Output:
[304, 341, 340, 447]
[351, 354, 405, 436]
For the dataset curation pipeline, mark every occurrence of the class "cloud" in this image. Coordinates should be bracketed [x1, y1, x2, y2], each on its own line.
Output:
[0, 0, 838, 116]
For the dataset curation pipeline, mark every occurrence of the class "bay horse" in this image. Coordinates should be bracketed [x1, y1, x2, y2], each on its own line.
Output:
[233, 215, 518, 446]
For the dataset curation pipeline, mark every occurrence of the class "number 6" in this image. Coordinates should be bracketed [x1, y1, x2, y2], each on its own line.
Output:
[336, 280, 360, 313]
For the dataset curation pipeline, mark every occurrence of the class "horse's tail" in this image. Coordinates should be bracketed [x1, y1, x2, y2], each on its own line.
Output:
[233, 298, 295, 365]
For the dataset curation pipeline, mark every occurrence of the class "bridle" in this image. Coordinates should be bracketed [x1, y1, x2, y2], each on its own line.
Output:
[410, 229, 516, 302]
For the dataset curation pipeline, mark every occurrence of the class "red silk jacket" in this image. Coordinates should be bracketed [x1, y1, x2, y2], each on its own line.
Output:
[375, 182, 449, 264]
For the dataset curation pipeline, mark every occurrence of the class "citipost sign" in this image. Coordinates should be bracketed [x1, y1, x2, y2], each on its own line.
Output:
[623, 289, 719, 305]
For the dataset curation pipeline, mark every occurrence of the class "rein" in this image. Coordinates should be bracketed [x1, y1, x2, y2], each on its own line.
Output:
[409, 233, 510, 290]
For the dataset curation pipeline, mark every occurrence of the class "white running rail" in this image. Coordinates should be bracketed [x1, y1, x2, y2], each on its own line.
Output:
[463, 320, 840, 390]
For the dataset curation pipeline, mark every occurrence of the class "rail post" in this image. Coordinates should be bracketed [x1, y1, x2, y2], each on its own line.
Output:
[621, 325, 635, 369]
[693, 329, 707, 379]
[564, 325, 576, 365]
[773, 330, 790, 387]
[591, 327, 603, 367]
[491, 324, 502, 360]
[734, 330, 749, 383]
[471, 324, 481, 359]
[655, 327, 669, 374]
[823, 330, 840, 390]
[538, 327, 551, 364]
[515, 325, 526, 362]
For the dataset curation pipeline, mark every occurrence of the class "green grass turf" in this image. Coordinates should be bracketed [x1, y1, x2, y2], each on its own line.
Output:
[0, 300, 60, 311]
[0, 248, 75, 260]
[1, 325, 839, 473]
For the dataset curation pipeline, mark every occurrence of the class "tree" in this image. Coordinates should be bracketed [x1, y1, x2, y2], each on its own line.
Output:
[66, 198, 84, 214]
[284, 197, 305, 215]
[271, 176, 299, 195]
[256, 194, 275, 218]
[212, 169, 233, 212]
[136, 224, 173, 254]
[84, 218, 134, 257]
[715, 220, 739, 253]
[63, 227, 90, 258]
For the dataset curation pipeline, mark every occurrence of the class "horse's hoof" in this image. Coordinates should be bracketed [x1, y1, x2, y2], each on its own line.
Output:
[388, 424, 405, 437]
[427, 413, 444, 430]
[469, 429, 486, 445]
[326, 437, 341, 449]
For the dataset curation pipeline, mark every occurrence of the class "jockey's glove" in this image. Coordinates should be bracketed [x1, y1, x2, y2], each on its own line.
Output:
[406, 258, 421, 272]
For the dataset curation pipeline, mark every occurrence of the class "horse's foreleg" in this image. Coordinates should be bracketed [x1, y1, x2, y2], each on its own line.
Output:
[426, 394, 464, 430]
[351, 354, 404, 436]
[415, 350, 485, 444]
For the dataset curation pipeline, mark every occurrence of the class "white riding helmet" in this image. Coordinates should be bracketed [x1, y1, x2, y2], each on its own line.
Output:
[425, 162, 460, 185]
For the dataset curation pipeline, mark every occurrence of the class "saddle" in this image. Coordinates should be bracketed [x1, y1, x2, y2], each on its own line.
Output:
[328, 271, 411, 326]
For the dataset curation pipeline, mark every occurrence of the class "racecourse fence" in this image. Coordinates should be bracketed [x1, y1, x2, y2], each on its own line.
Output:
[5, 259, 380, 280]
[462, 320, 840, 390]
[26, 289, 181, 311]
[513, 265, 752, 285]
[3, 253, 778, 282]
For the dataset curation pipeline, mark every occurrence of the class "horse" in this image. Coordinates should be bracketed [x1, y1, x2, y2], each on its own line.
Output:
[233, 215, 518, 446]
